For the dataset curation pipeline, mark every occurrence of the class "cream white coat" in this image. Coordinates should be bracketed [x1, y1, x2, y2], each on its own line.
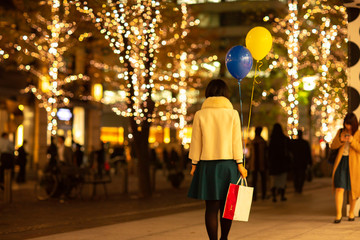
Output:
[189, 96, 243, 165]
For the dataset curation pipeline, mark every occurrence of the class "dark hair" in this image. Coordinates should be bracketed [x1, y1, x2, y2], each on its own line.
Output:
[270, 123, 285, 142]
[58, 136, 65, 142]
[344, 112, 358, 135]
[297, 130, 303, 139]
[255, 127, 263, 136]
[205, 79, 230, 99]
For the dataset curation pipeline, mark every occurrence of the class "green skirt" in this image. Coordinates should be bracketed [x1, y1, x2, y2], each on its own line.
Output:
[188, 160, 240, 200]
[334, 156, 351, 191]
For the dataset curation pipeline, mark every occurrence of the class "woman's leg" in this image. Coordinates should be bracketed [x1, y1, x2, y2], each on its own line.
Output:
[252, 171, 258, 201]
[335, 188, 344, 219]
[205, 200, 220, 240]
[219, 200, 232, 240]
[348, 191, 356, 219]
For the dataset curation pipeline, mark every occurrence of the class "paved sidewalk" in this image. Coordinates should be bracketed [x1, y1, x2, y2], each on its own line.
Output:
[28, 179, 360, 240]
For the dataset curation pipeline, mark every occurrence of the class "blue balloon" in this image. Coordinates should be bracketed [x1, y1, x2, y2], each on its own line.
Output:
[225, 45, 253, 80]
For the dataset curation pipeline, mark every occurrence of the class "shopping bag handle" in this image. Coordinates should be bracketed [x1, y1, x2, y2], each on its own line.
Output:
[236, 177, 248, 186]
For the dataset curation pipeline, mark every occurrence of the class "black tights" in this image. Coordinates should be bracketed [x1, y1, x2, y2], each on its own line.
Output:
[205, 200, 232, 240]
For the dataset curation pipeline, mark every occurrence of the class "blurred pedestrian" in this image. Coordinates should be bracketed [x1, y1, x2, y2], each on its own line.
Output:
[268, 123, 291, 202]
[0, 132, 15, 185]
[56, 136, 74, 202]
[149, 148, 160, 191]
[291, 130, 312, 193]
[188, 79, 247, 240]
[47, 137, 58, 169]
[16, 140, 28, 183]
[330, 113, 360, 223]
[110, 144, 126, 174]
[170, 148, 180, 170]
[57, 136, 73, 166]
[96, 142, 105, 178]
[249, 126, 268, 201]
[163, 148, 170, 170]
[74, 143, 84, 168]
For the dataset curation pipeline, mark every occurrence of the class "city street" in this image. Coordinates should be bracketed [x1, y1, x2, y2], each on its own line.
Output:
[0, 1, 359, 239]
[2, 175, 360, 240]
[30, 178, 360, 240]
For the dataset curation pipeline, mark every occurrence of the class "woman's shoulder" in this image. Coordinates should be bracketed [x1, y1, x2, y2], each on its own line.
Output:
[354, 129, 360, 137]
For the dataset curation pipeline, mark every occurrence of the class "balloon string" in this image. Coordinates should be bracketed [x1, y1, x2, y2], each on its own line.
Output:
[255, 60, 263, 83]
[238, 80, 246, 167]
[246, 60, 262, 145]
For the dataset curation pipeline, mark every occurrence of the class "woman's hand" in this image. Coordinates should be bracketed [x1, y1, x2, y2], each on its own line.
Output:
[340, 132, 347, 142]
[348, 135, 354, 143]
[190, 165, 196, 176]
[238, 164, 248, 178]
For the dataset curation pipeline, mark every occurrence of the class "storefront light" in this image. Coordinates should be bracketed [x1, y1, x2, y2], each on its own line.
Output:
[93, 83, 103, 101]
[16, 125, 24, 149]
[164, 127, 170, 144]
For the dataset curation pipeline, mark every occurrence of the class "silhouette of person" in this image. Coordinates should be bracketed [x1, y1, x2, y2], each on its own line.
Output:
[268, 123, 291, 202]
[16, 140, 28, 183]
[0, 132, 14, 184]
[249, 127, 268, 201]
[74, 143, 84, 167]
[47, 137, 58, 169]
[291, 130, 312, 193]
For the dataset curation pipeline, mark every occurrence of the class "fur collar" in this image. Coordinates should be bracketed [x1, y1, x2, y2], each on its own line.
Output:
[201, 96, 233, 109]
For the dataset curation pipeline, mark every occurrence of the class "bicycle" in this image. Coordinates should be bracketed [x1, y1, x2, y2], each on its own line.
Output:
[34, 165, 87, 201]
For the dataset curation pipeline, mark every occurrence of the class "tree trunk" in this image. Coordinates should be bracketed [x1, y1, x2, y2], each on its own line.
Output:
[131, 120, 152, 198]
[134, 133, 152, 198]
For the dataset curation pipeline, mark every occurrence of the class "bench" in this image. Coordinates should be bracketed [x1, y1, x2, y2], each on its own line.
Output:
[82, 173, 112, 199]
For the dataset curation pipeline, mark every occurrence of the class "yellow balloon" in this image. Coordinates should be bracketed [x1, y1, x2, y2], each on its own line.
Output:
[245, 27, 273, 61]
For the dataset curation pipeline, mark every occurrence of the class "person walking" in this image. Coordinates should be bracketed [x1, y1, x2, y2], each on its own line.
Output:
[268, 123, 291, 202]
[188, 79, 247, 240]
[249, 126, 268, 201]
[330, 112, 360, 223]
[57, 136, 73, 166]
[96, 141, 106, 178]
[16, 140, 28, 183]
[74, 143, 84, 168]
[0, 132, 15, 186]
[291, 130, 312, 193]
[47, 137, 58, 170]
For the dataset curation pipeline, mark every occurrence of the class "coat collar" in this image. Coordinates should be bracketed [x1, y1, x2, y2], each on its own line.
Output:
[201, 96, 233, 110]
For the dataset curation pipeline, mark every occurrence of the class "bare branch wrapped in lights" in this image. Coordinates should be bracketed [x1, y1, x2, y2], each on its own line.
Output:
[0, 0, 92, 135]
[73, 0, 214, 144]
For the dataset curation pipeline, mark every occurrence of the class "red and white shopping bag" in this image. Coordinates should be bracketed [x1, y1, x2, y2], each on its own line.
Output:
[222, 177, 253, 222]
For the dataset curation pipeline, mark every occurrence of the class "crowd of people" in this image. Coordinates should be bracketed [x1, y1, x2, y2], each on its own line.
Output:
[248, 124, 312, 203]
[47, 136, 88, 171]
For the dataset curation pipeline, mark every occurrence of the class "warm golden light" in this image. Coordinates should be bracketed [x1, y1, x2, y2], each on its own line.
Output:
[92, 83, 103, 102]
[101, 127, 124, 145]
[16, 125, 24, 149]
[164, 127, 170, 144]
[73, 107, 85, 146]
[41, 78, 50, 93]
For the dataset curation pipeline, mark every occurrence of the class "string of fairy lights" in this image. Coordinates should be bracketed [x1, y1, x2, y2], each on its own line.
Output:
[73, 0, 161, 125]
[1, 0, 92, 135]
[269, 0, 347, 141]
[73, 0, 213, 139]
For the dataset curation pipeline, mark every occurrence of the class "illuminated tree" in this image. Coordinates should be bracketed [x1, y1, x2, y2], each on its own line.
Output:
[0, 0, 92, 135]
[74, 0, 214, 197]
[269, 0, 347, 140]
